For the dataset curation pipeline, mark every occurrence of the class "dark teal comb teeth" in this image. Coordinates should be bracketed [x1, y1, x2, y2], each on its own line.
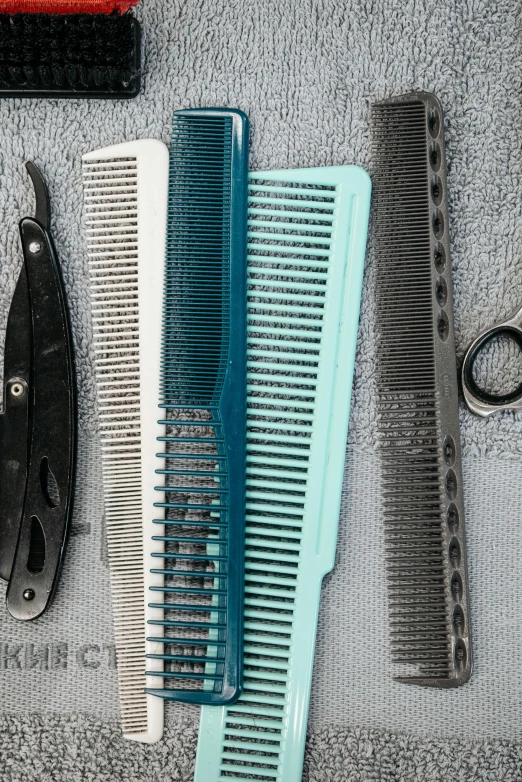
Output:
[146, 108, 248, 705]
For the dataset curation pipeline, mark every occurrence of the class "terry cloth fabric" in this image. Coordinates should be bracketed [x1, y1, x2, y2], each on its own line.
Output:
[0, 0, 138, 12]
[1, 0, 522, 779]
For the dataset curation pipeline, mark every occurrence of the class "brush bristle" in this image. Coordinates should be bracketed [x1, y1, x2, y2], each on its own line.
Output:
[372, 94, 472, 687]
[0, 13, 140, 95]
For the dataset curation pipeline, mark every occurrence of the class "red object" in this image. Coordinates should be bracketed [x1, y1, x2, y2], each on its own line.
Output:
[0, 0, 138, 11]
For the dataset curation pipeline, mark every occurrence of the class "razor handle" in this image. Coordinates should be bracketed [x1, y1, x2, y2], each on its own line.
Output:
[2, 217, 76, 620]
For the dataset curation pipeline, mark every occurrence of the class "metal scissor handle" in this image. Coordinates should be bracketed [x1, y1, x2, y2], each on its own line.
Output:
[461, 304, 522, 417]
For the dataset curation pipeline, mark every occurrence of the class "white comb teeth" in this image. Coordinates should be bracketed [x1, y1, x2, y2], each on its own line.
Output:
[82, 140, 169, 744]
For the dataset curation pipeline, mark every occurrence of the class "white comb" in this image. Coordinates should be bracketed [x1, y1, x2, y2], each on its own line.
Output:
[82, 139, 168, 744]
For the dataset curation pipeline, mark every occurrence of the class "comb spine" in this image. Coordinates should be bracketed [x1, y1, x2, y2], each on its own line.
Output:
[209, 109, 249, 703]
[427, 94, 472, 687]
[135, 141, 169, 741]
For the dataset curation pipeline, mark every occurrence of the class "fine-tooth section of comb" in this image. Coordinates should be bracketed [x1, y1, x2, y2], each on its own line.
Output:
[194, 165, 371, 782]
[144, 108, 248, 705]
[372, 92, 472, 688]
[83, 139, 169, 743]
[0, 13, 141, 98]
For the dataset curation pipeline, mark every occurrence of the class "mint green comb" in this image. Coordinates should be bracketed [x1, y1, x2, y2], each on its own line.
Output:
[194, 165, 371, 782]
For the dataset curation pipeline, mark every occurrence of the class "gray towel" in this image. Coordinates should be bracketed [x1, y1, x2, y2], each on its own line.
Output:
[1, 0, 522, 779]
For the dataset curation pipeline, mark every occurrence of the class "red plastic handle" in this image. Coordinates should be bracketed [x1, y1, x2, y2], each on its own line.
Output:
[0, 0, 139, 12]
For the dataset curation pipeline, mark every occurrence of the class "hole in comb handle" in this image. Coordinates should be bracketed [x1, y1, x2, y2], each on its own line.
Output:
[430, 142, 441, 172]
[451, 572, 463, 602]
[445, 469, 458, 500]
[434, 242, 446, 272]
[448, 537, 461, 568]
[443, 435, 455, 466]
[437, 311, 449, 341]
[433, 209, 444, 239]
[436, 277, 447, 306]
[453, 606, 465, 636]
[447, 503, 459, 533]
[428, 108, 441, 137]
[455, 640, 467, 671]
[431, 175, 443, 206]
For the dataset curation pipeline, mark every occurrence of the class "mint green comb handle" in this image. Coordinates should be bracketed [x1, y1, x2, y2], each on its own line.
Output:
[194, 165, 371, 782]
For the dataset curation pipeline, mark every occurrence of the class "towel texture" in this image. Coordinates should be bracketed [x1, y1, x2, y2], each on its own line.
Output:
[2, 715, 522, 782]
[1, 0, 522, 779]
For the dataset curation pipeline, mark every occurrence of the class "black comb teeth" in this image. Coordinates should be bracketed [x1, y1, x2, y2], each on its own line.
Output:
[0, 13, 140, 97]
[372, 92, 472, 688]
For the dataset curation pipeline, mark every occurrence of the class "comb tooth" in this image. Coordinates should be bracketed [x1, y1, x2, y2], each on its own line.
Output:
[372, 93, 472, 688]
[83, 140, 168, 743]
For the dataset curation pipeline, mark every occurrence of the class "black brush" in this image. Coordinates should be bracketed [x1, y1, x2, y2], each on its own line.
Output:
[0, 12, 140, 97]
[372, 92, 472, 688]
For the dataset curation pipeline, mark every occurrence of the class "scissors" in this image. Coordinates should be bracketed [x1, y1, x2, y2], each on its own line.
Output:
[461, 305, 522, 417]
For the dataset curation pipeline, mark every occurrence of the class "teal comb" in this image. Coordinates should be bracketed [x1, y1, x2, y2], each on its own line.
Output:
[145, 108, 249, 705]
[194, 165, 371, 780]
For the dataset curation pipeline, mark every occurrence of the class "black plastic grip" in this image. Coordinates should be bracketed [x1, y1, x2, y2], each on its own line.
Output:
[5, 218, 76, 620]
[0, 268, 31, 583]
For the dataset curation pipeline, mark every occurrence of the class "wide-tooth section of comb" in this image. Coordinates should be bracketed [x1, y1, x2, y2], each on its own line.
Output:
[0, 13, 140, 98]
[145, 108, 248, 705]
[83, 139, 169, 743]
[372, 93, 472, 687]
[194, 166, 371, 782]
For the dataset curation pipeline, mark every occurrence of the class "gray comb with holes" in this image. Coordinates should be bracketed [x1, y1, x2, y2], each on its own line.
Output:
[372, 92, 472, 687]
